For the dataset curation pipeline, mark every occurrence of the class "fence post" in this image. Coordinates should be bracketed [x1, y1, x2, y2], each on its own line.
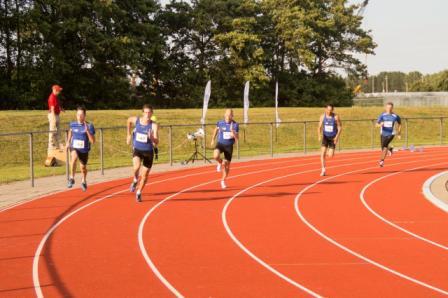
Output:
[203, 124, 207, 163]
[29, 133, 34, 187]
[99, 128, 104, 175]
[65, 130, 70, 181]
[237, 138, 240, 159]
[303, 122, 307, 154]
[169, 126, 173, 166]
[405, 119, 409, 148]
[270, 122, 274, 157]
[440, 117, 443, 145]
[371, 120, 375, 149]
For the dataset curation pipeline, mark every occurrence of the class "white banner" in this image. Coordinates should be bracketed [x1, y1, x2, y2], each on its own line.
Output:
[200, 80, 211, 125]
[243, 81, 250, 124]
[275, 81, 281, 127]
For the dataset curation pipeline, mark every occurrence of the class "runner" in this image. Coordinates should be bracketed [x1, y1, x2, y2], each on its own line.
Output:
[127, 104, 158, 202]
[151, 115, 159, 160]
[376, 102, 401, 167]
[210, 109, 239, 189]
[66, 106, 95, 191]
[318, 104, 342, 176]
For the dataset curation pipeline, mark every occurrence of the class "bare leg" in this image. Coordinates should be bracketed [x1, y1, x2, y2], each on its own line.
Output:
[137, 166, 150, 194]
[132, 156, 141, 182]
[213, 149, 222, 164]
[80, 163, 87, 183]
[381, 147, 388, 161]
[327, 148, 335, 158]
[70, 150, 78, 180]
[320, 146, 327, 169]
[222, 160, 230, 181]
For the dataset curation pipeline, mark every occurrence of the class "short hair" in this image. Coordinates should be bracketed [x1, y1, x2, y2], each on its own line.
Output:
[386, 102, 394, 107]
[326, 103, 334, 109]
[76, 106, 86, 114]
[142, 104, 153, 112]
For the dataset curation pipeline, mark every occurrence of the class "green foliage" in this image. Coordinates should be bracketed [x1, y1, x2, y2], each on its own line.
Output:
[0, 0, 375, 109]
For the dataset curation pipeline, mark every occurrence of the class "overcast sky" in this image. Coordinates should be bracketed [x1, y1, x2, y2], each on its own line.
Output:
[359, 0, 448, 75]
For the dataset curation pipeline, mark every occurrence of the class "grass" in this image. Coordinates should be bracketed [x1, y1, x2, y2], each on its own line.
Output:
[1, 106, 448, 184]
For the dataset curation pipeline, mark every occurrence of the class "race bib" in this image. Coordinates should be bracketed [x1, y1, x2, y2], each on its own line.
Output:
[383, 121, 393, 128]
[223, 131, 233, 140]
[324, 125, 334, 133]
[73, 139, 85, 149]
[135, 132, 148, 143]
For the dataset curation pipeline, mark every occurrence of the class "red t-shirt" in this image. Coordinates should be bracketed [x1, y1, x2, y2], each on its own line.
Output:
[48, 93, 61, 115]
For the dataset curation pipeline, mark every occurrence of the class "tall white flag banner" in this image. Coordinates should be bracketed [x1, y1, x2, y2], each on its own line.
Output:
[275, 81, 281, 127]
[201, 80, 211, 124]
[243, 81, 250, 124]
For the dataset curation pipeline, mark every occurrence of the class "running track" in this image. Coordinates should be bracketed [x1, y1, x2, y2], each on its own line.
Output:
[1, 148, 447, 297]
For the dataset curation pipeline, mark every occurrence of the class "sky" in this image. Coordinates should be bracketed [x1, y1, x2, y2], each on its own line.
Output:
[359, 0, 448, 75]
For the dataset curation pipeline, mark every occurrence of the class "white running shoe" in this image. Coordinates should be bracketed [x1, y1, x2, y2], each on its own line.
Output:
[217, 162, 222, 172]
[320, 168, 326, 177]
[221, 180, 227, 189]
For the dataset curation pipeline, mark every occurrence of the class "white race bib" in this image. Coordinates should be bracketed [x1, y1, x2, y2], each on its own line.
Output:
[135, 132, 148, 143]
[383, 121, 393, 128]
[73, 139, 85, 149]
[223, 131, 233, 140]
[324, 125, 334, 133]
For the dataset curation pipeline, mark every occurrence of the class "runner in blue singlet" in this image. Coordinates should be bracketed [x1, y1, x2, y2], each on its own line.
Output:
[126, 104, 159, 202]
[66, 106, 96, 191]
[376, 102, 401, 167]
[318, 104, 342, 176]
[211, 109, 239, 189]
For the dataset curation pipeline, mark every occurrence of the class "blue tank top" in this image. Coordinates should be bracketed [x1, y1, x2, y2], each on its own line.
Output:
[70, 122, 95, 153]
[323, 113, 338, 137]
[133, 117, 153, 152]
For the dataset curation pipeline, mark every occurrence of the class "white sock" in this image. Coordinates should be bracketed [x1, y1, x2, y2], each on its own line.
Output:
[137, 190, 141, 195]
[133, 177, 138, 183]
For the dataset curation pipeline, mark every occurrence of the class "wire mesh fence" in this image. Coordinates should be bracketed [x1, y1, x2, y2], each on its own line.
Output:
[0, 117, 446, 186]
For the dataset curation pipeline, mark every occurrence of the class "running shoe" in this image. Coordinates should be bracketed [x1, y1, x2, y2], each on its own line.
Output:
[67, 178, 75, 188]
[136, 192, 142, 203]
[379, 160, 384, 168]
[217, 162, 222, 173]
[130, 180, 138, 192]
[81, 181, 87, 192]
[221, 180, 227, 189]
[320, 168, 326, 177]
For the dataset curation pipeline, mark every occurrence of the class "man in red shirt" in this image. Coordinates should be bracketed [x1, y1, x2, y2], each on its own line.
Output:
[48, 85, 63, 151]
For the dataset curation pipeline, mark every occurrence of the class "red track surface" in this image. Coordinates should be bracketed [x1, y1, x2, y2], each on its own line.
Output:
[1, 148, 447, 297]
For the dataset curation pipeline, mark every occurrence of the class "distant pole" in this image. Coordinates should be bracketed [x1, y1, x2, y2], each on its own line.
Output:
[372, 76, 375, 93]
[405, 81, 409, 93]
[382, 81, 385, 93]
[385, 75, 389, 93]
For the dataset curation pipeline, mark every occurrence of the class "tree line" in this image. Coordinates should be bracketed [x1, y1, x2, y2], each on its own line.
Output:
[349, 70, 448, 94]
[0, 0, 375, 110]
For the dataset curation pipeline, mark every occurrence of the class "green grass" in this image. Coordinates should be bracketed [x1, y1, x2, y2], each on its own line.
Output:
[1, 107, 448, 184]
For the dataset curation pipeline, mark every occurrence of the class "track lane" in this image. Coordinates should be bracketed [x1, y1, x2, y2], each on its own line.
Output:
[224, 149, 448, 297]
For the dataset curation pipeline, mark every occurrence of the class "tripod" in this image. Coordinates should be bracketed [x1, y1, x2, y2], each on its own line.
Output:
[184, 137, 212, 164]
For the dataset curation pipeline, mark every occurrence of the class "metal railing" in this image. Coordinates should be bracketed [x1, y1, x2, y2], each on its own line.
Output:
[1, 116, 447, 187]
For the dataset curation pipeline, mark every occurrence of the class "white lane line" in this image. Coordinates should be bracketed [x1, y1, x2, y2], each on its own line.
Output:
[0, 153, 324, 214]
[33, 163, 279, 298]
[137, 152, 382, 297]
[294, 157, 448, 296]
[422, 171, 448, 213]
[221, 153, 448, 297]
[360, 162, 448, 250]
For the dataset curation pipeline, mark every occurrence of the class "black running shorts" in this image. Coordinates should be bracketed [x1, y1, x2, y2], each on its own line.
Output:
[381, 135, 395, 149]
[133, 148, 154, 168]
[215, 143, 234, 162]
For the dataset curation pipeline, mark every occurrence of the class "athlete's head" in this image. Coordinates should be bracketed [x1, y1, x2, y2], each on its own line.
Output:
[385, 102, 394, 113]
[325, 104, 334, 115]
[52, 85, 62, 95]
[142, 104, 154, 120]
[76, 106, 86, 123]
[224, 109, 234, 122]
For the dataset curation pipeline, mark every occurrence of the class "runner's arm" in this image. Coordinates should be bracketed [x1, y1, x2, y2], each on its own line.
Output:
[151, 123, 159, 145]
[231, 123, 239, 141]
[317, 115, 323, 140]
[65, 129, 72, 150]
[210, 127, 219, 146]
[126, 117, 136, 145]
[85, 123, 95, 144]
[335, 115, 342, 141]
